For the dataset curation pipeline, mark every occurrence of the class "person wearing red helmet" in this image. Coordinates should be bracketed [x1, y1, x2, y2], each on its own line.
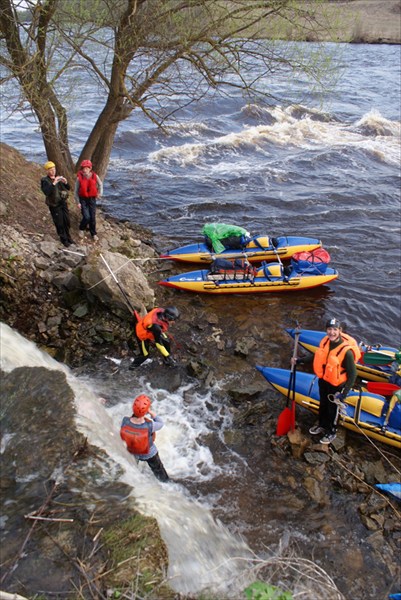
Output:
[74, 159, 103, 242]
[120, 394, 169, 481]
[40, 160, 74, 247]
[130, 306, 180, 369]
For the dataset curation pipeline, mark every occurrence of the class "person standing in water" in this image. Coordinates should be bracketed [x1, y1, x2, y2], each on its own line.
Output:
[120, 394, 169, 482]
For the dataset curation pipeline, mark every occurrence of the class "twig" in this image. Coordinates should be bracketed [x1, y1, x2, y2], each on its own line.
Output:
[0, 269, 18, 281]
[24, 514, 74, 523]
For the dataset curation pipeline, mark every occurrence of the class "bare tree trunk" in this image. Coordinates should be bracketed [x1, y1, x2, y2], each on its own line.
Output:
[91, 123, 120, 182]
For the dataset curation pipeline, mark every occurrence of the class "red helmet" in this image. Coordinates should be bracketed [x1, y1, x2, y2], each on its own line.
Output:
[80, 159, 92, 169]
[132, 394, 151, 417]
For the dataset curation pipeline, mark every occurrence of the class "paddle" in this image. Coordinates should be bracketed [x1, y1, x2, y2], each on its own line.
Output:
[365, 382, 401, 396]
[361, 351, 397, 366]
[276, 326, 300, 436]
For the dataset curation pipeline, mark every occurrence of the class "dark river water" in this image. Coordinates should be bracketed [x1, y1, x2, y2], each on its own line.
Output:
[1, 42, 400, 599]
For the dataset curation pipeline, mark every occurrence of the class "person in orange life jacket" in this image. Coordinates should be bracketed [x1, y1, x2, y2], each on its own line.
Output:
[130, 306, 179, 369]
[74, 159, 103, 241]
[41, 161, 74, 247]
[120, 394, 169, 482]
[291, 318, 357, 444]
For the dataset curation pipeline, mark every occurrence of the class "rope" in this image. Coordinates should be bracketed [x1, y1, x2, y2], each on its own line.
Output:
[330, 451, 401, 520]
[348, 419, 401, 476]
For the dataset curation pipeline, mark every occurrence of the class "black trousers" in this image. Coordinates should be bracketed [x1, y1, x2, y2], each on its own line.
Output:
[49, 201, 71, 244]
[318, 379, 341, 434]
[145, 453, 169, 482]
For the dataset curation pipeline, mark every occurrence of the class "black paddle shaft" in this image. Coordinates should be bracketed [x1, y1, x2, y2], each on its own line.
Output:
[285, 328, 300, 407]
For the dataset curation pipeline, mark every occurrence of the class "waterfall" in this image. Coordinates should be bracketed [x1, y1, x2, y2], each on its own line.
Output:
[0, 322, 253, 596]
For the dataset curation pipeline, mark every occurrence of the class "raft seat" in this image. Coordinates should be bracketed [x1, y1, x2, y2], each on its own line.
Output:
[207, 271, 248, 282]
[246, 236, 270, 249]
[346, 393, 385, 418]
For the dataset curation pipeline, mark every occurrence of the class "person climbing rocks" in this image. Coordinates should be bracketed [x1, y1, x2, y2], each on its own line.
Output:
[74, 159, 103, 242]
[291, 318, 358, 444]
[40, 161, 74, 247]
[130, 306, 179, 369]
[120, 394, 169, 482]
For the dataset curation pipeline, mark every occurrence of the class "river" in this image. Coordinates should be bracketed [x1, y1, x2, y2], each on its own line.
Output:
[1, 42, 400, 599]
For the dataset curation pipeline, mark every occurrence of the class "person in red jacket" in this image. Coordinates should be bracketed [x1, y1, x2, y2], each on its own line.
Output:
[130, 306, 179, 369]
[292, 318, 357, 444]
[74, 159, 103, 241]
[120, 394, 169, 482]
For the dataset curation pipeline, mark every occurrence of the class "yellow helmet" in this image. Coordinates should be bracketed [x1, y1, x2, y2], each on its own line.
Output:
[44, 161, 56, 170]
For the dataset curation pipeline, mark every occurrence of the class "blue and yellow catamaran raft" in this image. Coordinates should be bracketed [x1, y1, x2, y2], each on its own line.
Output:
[161, 234, 322, 265]
[256, 366, 401, 449]
[159, 260, 338, 295]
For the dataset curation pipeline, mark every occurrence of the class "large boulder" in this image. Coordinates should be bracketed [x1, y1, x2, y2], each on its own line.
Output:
[80, 250, 155, 315]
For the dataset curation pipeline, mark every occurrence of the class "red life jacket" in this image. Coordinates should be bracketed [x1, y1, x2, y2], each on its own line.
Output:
[77, 170, 98, 198]
[120, 419, 155, 455]
[135, 308, 168, 341]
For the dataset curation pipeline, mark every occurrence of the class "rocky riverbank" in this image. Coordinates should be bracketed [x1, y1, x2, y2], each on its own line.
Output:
[1, 143, 400, 599]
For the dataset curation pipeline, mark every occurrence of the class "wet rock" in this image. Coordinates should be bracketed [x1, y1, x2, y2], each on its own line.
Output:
[365, 529, 386, 551]
[234, 336, 257, 356]
[303, 475, 328, 505]
[233, 401, 268, 427]
[304, 450, 330, 465]
[361, 459, 388, 485]
[225, 380, 264, 404]
[287, 427, 310, 459]
[186, 359, 210, 379]
[359, 492, 388, 515]
[206, 312, 219, 325]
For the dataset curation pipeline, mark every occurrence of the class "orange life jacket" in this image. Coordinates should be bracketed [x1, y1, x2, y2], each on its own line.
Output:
[120, 418, 156, 455]
[135, 308, 168, 341]
[313, 335, 361, 386]
[77, 170, 98, 198]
